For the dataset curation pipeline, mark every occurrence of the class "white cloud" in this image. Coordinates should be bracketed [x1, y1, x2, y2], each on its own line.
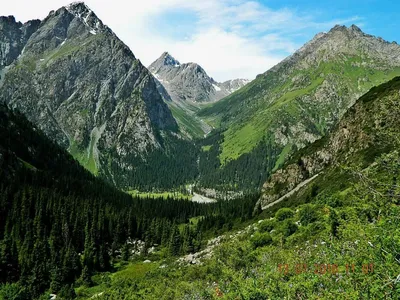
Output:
[2, 0, 362, 81]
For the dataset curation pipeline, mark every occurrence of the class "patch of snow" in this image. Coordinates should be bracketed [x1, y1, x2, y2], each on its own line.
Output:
[66, 2, 100, 35]
[60, 39, 67, 46]
[40, 59, 44, 61]
[174, 64, 180, 67]
[213, 84, 221, 92]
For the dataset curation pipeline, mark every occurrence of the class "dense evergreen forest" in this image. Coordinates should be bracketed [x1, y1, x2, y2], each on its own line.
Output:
[197, 131, 280, 193]
[0, 103, 260, 299]
[101, 134, 199, 191]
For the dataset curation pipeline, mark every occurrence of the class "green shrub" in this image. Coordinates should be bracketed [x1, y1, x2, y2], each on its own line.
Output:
[58, 284, 77, 299]
[281, 219, 298, 237]
[250, 232, 272, 248]
[0, 283, 29, 300]
[259, 219, 276, 232]
[299, 204, 318, 225]
[275, 208, 295, 221]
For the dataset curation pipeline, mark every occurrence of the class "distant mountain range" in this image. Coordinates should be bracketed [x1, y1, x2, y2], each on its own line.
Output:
[149, 52, 249, 138]
[149, 52, 249, 104]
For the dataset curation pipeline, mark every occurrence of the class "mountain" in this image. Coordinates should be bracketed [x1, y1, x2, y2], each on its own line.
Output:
[0, 2, 198, 190]
[149, 52, 249, 138]
[197, 24, 400, 192]
[149, 52, 249, 104]
[259, 75, 400, 208]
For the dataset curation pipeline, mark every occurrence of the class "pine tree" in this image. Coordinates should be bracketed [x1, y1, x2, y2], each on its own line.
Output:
[169, 225, 182, 256]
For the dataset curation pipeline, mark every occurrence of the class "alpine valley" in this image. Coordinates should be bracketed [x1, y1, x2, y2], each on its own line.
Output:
[1, 2, 400, 300]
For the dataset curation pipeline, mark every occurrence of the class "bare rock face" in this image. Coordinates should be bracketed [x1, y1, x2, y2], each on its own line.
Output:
[0, 16, 41, 70]
[149, 52, 249, 104]
[0, 2, 181, 189]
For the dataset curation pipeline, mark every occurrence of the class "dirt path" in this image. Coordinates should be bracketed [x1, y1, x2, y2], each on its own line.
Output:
[262, 174, 319, 210]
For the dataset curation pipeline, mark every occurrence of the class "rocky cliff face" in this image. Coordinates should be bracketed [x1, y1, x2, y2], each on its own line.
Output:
[149, 52, 249, 104]
[259, 76, 400, 208]
[0, 16, 41, 71]
[219, 78, 251, 94]
[0, 2, 186, 189]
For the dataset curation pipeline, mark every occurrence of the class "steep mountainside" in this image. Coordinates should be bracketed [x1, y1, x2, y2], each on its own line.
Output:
[0, 3, 198, 190]
[197, 25, 400, 191]
[0, 16, 40, 72]
[260, 76, 400, 208]
[149, 52, 249, 138]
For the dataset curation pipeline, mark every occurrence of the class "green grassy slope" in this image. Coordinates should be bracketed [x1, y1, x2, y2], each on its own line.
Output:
[201, 59, 400, 164]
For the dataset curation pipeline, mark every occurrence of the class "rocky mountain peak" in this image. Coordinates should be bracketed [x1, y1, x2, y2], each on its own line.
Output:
[0, 16, 17, 26]
[287, 23, 400, 67]
[149, 52, 181, 74]
[149, 52, 249, 106]
[64, 1, 106, 35]
[328, 24, 365, 37]
[0, 16, 41, 69]
[161, 52, 180, 66]
[65, 1, 90, 16]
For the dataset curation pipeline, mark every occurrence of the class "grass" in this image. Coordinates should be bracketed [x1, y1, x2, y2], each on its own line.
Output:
[86, 135, 98, 175]
[220, 123, 264, 163]
[168, 103, 207, 139]
[201, 145, 212, 152]
[112, 262, 158, 281]
[75, 262, 158, 299]
[272, 143, 292, 172]
[43, 34, 100, 65]
[68, 139, 98, 175]
[17, 157, 37, 170]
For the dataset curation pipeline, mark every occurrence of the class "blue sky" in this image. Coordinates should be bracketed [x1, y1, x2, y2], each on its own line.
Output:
[3, 0, 400, 81]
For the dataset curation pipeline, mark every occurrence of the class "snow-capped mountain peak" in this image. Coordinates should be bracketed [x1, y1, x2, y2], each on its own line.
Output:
[65, 1, 104, 35]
